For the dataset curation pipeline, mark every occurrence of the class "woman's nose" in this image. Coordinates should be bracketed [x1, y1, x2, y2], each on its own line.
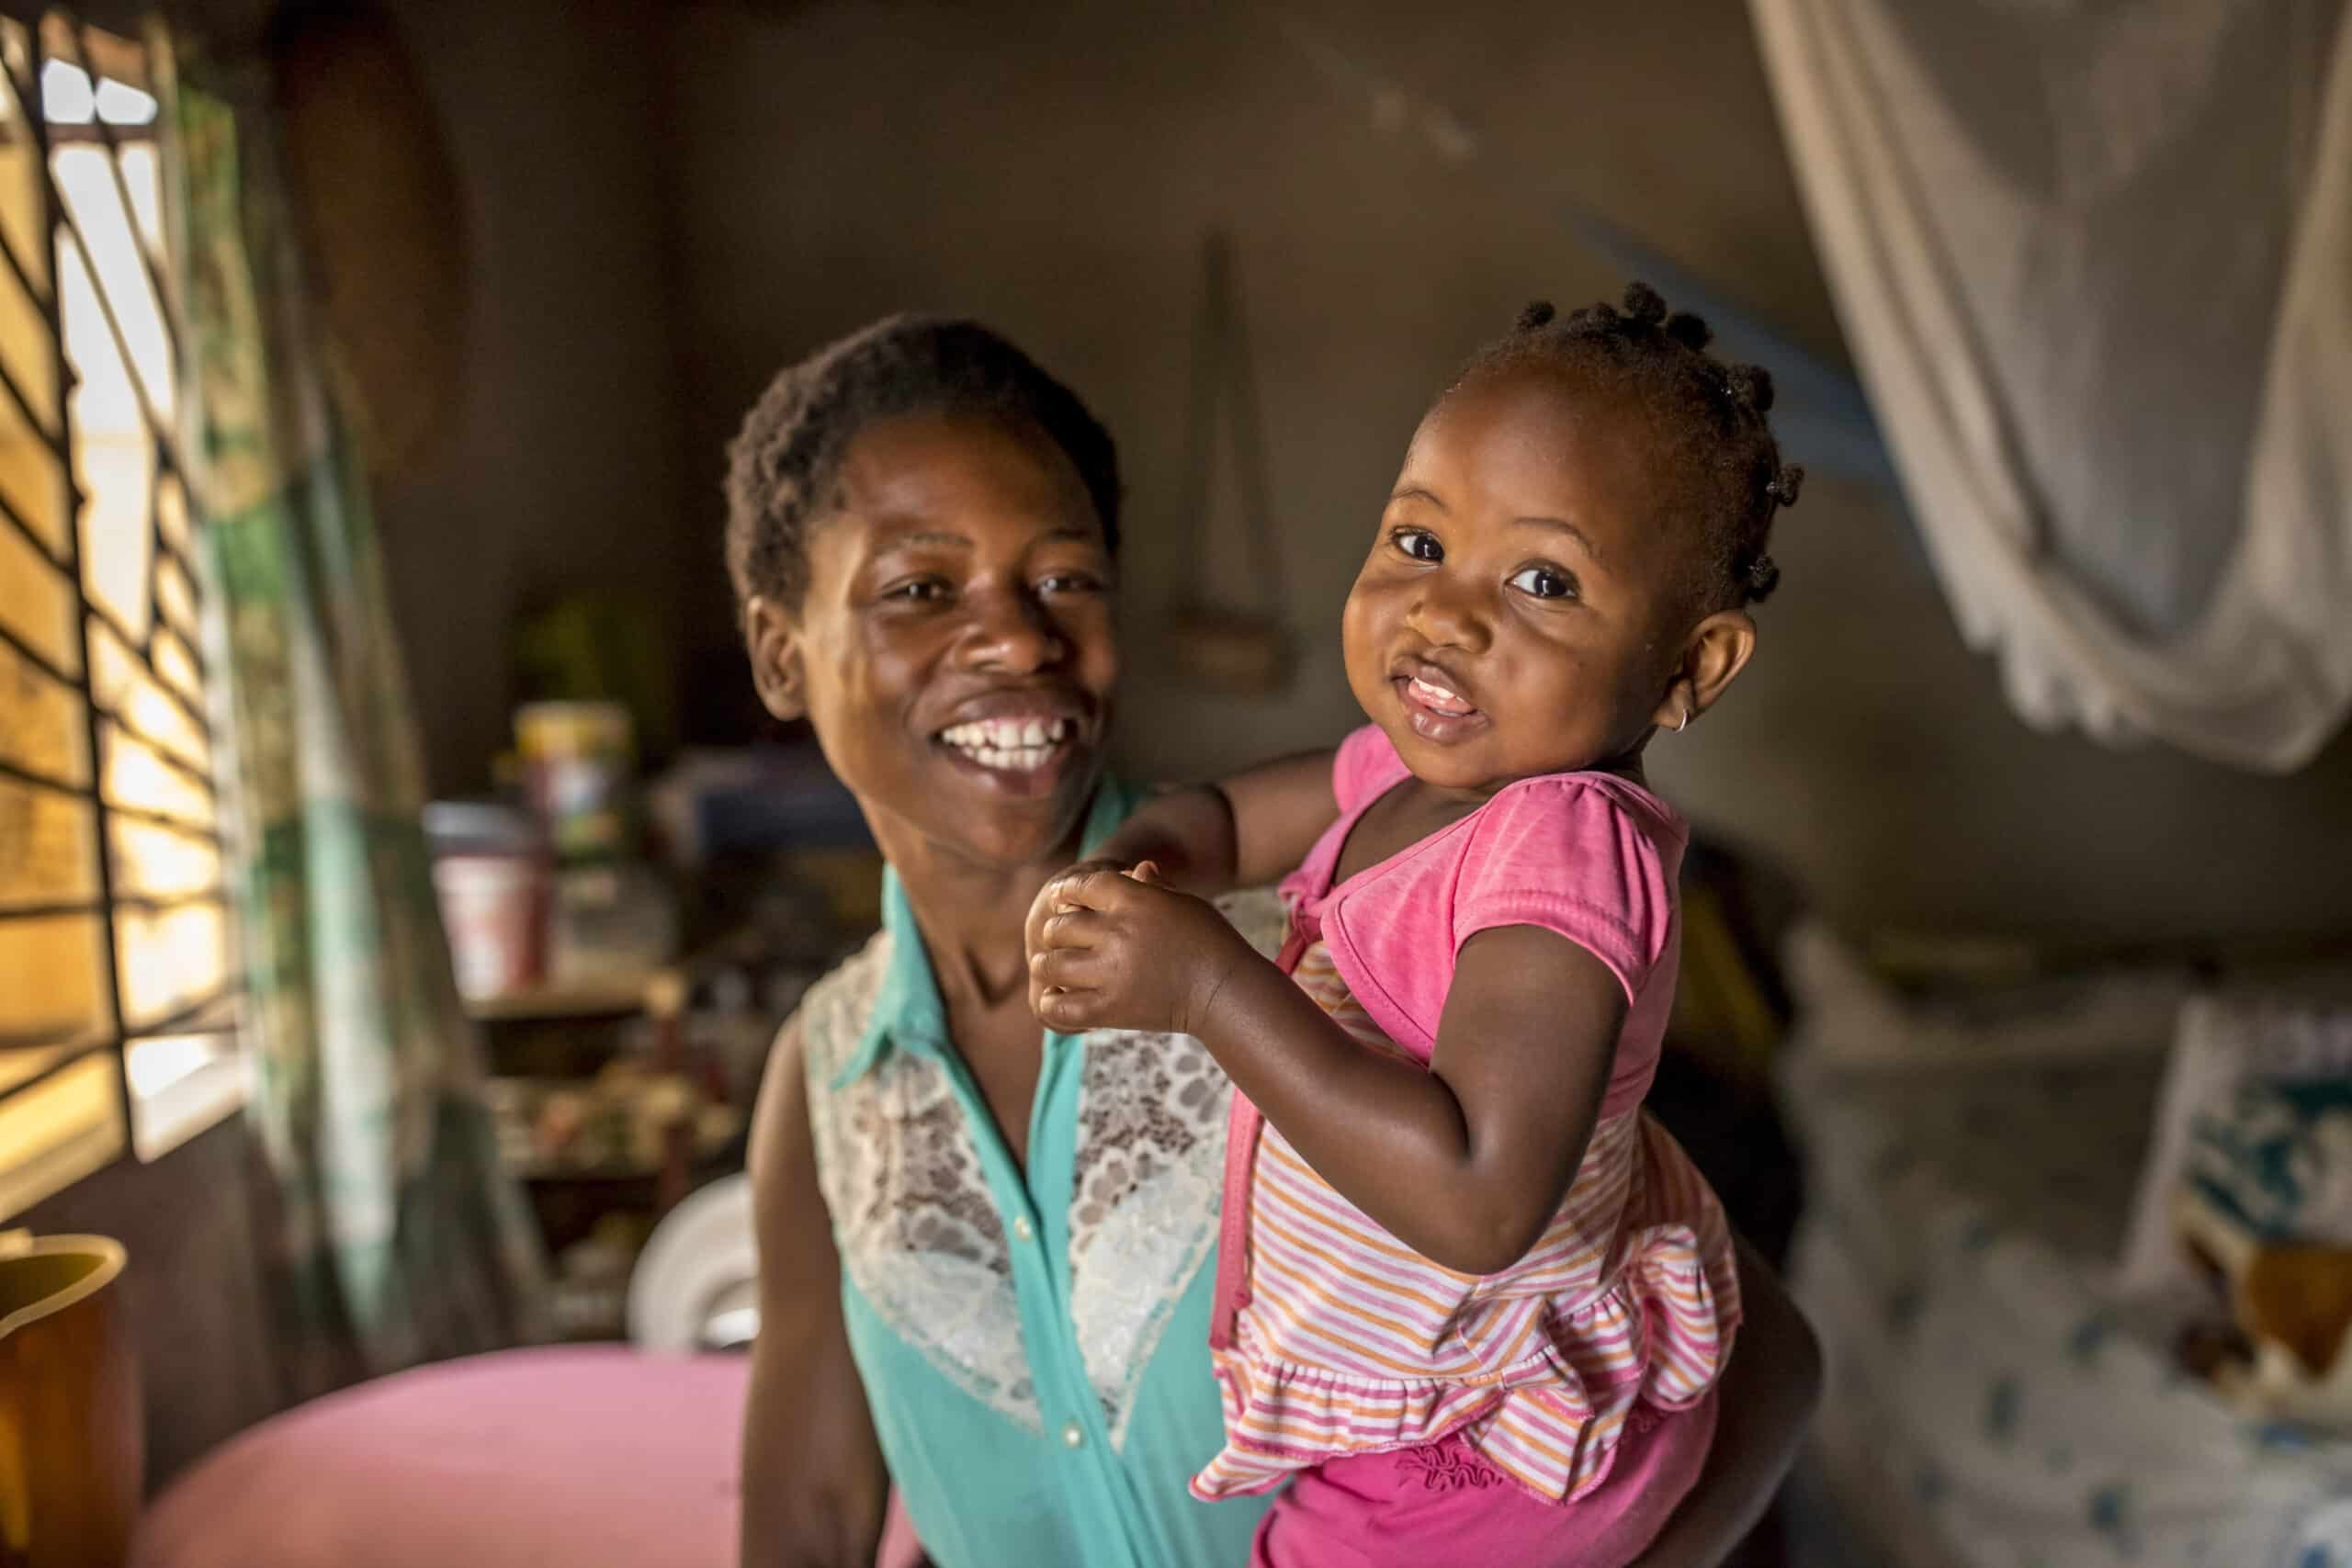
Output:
[962, 584, 1067, 673]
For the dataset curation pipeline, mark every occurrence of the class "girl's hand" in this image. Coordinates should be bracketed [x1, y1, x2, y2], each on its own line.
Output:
[1023, 858, 1129, 978]
[1027, 863, 1257, 1036]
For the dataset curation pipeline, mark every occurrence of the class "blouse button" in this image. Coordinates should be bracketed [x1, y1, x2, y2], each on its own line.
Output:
[1012, 1214, 1035, 1243]
[1062, 1422, 1086, 1450]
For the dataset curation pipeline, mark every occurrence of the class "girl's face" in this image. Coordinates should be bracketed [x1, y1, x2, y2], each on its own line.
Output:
[746, 411, 1120, 872]
[1341, 363, 1752, 796]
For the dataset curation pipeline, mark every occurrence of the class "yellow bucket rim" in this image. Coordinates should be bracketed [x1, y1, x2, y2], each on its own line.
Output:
[0, 1233, 128, 1339]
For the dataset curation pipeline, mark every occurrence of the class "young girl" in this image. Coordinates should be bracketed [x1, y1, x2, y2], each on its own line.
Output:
[1024, 284, 1804, 1566]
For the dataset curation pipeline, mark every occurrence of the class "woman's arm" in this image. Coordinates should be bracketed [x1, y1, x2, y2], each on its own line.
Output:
[740, 1015, 891, 1568]
[1033, 876, 1620, 1276]
[1629, 1235, 1824, 1567]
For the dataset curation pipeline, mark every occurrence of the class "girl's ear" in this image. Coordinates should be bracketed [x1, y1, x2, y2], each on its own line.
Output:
[744, 594, 808, 722]
[1651, 608, 1757, 732]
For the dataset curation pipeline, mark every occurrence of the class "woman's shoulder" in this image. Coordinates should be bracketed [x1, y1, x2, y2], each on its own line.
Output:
[792, 928, 894, 1089]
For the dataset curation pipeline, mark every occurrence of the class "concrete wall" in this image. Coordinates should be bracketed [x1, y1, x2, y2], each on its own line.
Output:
[662, 0, 2352, 944]
[371, 0, 687, 794]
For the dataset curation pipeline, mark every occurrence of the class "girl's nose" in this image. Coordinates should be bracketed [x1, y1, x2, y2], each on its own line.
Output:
[1406, 576, 1490, 653]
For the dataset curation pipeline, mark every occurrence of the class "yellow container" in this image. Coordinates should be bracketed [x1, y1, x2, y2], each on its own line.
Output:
[0, 1231, 141, 1567]
[515, 701, 634, 862]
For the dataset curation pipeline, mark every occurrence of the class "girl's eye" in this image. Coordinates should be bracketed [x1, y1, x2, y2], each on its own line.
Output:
[1508, 564, 1577, 601]
[1392, 528, 1443, 563]
[1038, 570, 1106, 597]
[883, 578, 952, 604]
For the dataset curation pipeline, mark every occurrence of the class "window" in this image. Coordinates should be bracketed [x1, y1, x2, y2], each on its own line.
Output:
[0, 14, 241, 1218]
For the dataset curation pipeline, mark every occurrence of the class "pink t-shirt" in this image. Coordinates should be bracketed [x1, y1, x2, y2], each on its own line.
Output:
[1196, 726, 1734, 1514]
[1277, 724, 1688, 1119]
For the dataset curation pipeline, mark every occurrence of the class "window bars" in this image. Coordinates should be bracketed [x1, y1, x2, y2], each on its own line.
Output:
[0, 12, 239, 1213]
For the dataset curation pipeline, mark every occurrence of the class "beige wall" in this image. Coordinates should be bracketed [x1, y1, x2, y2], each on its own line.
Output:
[372, 0, 686, 794]
[664, 0, 2352, 945]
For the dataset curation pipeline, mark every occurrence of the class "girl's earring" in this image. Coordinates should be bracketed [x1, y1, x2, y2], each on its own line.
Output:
[1673, 702, 1691, 734]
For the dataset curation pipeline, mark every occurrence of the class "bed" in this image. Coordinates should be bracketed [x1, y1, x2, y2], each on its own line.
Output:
[1777, 928, 2352, 1568]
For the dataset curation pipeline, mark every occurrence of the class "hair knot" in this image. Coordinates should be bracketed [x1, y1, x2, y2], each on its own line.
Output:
[1622, 281, 1668, 325]
[1663, 310, 1712, 351]
[1724, 363, 1775, 413]
[1745, 554, 1781, 602]
[1768, 464, 1804, 508]
[1514, 300, 1557, 333]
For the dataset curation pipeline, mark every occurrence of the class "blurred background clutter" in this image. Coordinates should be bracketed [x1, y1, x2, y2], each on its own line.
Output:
[3, 1, 2350, 1565]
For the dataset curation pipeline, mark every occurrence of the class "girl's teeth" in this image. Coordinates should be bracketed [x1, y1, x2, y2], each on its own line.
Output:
[1410, 676, 1471, 715]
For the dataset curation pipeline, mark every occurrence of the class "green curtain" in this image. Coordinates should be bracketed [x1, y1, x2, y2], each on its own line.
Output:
[171, 46, 548, 1393]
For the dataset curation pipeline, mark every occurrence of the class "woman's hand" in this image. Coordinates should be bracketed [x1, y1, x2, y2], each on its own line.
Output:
[1027, 863, 1260, 1036]
[1625, 1235, 1822, 1566]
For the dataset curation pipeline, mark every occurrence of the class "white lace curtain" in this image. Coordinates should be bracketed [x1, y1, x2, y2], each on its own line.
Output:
[1747, 0, 2352, 772]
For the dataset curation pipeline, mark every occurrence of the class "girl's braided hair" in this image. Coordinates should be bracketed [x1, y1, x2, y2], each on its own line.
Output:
[1459, 282, 1803, 609]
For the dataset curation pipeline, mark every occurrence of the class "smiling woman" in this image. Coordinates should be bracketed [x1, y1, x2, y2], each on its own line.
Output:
[725, 318, 1290, 1568]
[726, 321, 1125, 874]
[763, 412, 1115, 836]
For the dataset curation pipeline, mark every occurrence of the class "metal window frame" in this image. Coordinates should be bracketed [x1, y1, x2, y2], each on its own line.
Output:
[0, 11, 239, 1147]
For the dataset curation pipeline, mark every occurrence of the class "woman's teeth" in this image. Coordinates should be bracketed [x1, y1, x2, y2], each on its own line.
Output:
[939, 716, 1073, 772]
[1408, 675, 1475, 716]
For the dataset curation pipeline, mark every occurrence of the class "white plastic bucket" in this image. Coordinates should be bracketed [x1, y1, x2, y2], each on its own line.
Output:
[432, 852, 548, 999]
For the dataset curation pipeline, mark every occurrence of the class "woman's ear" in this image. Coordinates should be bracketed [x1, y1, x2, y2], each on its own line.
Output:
[1651, 608, 1757, 731]
[744, 594, 808, 722]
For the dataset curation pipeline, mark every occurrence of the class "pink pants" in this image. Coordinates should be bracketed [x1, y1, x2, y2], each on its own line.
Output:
[876, 1489, 923, 1568]
[1249, 1392, 1719, 1568]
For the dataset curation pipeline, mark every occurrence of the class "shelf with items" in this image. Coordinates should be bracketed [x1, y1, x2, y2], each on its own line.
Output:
[485, 1057, 742, 1190]
[434, 710, 889, 1337]
[478, 981, 744, 1342]
[464, 978, 651, 1024]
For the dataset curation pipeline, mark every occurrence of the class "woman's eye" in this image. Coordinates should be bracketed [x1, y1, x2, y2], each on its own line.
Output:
[1508, 564, 1577, 601]
[1392, 528, 1443, 563]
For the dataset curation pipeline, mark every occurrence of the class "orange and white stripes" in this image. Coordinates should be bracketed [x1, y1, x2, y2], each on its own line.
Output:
[1191, 942, 1741, 1506]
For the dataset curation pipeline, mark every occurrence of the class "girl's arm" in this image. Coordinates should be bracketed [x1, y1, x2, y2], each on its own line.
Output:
[1629, 1235, 1823, 1566]
[1080, 748, 1340, 897]
[1034, 877, 1620, 1275]
[739, 1016, 891, 1568]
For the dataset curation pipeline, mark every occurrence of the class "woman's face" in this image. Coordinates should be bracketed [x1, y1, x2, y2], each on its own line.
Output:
[747, 411, 1121, 873]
